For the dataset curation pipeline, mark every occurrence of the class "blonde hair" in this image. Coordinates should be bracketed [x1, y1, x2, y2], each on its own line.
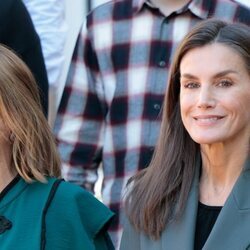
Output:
[0, 45, 61, 182]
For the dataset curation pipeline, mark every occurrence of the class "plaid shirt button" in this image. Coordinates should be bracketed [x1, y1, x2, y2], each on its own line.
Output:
[153, 104, 161, 110]
[158, 60, 166, 67]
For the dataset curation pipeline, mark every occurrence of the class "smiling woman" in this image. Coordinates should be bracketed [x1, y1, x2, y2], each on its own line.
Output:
[120, 19, 250, 250]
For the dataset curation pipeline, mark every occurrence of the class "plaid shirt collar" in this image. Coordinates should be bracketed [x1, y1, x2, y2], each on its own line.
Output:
[132, 0, 211, 19]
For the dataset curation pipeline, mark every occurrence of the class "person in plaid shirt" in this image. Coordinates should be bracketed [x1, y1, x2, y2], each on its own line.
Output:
[54, 0, 250, 248]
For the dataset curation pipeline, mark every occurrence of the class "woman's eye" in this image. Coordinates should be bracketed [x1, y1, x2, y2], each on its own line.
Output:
[217, 80, 233, 87]
[183, 82, 200, 89]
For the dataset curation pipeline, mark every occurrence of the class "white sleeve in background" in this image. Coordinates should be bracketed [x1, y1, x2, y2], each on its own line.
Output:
[235, 0, 250, 7]
[22, 0, 68, 88]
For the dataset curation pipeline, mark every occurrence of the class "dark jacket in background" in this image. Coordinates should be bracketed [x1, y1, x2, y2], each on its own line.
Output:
[0, 0, 48, 116]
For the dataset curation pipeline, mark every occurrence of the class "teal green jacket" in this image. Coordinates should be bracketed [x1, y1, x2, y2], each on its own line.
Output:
[0, 177, 114, 250]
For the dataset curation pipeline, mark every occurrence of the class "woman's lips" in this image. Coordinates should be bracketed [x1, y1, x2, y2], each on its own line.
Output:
[193, 115, 225, 126]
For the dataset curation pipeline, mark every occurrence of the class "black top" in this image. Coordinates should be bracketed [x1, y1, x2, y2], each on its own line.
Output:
[194, 202, 222, 250]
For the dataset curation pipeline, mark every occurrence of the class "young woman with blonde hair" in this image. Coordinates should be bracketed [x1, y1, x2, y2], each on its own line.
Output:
[0, 45, 114, 250]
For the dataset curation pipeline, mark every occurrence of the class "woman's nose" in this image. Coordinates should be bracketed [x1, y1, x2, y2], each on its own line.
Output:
[197, 86, 216, 109]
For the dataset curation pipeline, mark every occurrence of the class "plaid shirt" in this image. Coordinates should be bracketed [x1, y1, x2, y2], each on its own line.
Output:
[54, 0, 250, 247]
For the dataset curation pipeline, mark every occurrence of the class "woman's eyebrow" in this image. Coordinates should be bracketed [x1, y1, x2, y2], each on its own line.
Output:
[180, 73, 198, 80]
[180, 70, 238, 80]
[213, 70, 238, 78]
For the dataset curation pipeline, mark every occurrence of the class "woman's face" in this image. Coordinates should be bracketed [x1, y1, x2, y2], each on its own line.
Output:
[179, 43, 250, 145]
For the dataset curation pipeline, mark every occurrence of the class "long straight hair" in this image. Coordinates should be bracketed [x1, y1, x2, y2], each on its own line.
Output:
[0, 45, 61, 182]
[125, 19, 250, 239]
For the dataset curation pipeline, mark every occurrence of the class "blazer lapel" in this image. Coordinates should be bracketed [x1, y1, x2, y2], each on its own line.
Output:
[160, 156, 201, 250]
[203, 157, 250, 250]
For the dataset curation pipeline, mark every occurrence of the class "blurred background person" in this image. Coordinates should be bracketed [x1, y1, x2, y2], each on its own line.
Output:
[0, 0, 49, 116]
[22, 0, 67, 124]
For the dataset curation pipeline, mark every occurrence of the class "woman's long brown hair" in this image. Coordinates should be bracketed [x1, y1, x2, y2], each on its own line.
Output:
[124, 19, 250, 239]
[0, 45, 61, 182]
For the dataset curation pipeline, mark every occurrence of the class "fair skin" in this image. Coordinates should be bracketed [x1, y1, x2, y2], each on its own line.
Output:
[0, 123, 15, 192]
[180, 43, 250, 206]
[150, 0, 190, 16]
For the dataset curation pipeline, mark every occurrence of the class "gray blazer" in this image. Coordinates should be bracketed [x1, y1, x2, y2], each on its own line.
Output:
[120, 157, 250, 250]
